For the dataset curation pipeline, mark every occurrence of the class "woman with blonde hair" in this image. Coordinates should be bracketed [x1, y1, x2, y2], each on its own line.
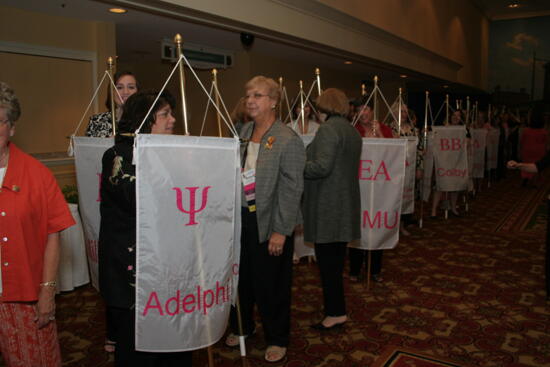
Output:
[226, 76, 305, 363]
[303, 88, 362, 330]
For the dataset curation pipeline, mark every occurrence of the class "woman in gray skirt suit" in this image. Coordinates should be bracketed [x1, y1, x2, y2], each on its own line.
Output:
[303, 88, 362, 330]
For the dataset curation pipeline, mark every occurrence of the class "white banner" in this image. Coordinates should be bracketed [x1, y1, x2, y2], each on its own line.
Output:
[471, 129, 487, 178]
[351, 138, 406, 250]
[432, 126, 469, 192]
[486, 128, 500, 170]
[402, 137, 417, 214]
[467, 137, 474, 191]
[135, 134, 240, 352]
[73, 136, 114, 290]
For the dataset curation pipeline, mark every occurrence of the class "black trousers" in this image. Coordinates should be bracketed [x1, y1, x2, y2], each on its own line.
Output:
[349, 248, 383, 277]
[106, 306, 117, 342]
[110, 307, 192, 367]
[314, 242, 347, 317]
[230, 209, 294, 347]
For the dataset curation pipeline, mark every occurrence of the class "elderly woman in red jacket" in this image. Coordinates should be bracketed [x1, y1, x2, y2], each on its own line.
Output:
[0, 82, 75, 366]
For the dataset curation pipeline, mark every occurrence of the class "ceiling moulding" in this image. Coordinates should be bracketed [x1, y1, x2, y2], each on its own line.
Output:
[100, 0, 461, 81]
[271, 0, 461, 72]
[490, 10, 550, 21]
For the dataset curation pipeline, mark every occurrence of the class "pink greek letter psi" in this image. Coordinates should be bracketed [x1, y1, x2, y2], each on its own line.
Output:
[173, 186, 212, 226]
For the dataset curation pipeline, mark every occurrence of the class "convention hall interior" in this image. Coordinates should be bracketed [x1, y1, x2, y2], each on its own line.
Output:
[1, 0, 550, 366]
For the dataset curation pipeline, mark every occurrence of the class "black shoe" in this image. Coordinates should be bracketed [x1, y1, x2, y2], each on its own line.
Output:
[405, 218, 419, 227]
[310, 321, 346, 330]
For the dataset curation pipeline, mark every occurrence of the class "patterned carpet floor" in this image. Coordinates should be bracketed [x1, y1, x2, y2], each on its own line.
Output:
[1, 171, 549, 367]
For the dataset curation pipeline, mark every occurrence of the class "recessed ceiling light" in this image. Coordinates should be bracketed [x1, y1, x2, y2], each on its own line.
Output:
[400, 74, 408, 78]
[109, 7, 127, 14]
[508, 2, 519, 8]
[344, 61, 353, 65]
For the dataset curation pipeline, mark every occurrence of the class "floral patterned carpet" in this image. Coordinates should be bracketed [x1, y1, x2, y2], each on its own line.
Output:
[1, 171, 548, 367]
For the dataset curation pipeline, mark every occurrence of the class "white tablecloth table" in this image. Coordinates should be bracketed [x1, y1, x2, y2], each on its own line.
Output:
[57, 203, 89, 292]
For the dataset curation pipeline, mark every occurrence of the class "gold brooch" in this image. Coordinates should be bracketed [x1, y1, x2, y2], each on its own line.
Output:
[12, 185, 20, 192]
[265, 136, 275, 150]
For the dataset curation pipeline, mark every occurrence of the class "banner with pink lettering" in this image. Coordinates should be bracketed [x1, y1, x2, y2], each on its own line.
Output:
[72, 136, 114, 290]
[351, 138, 406, 251]
[432, 126, 469, 192]
[467, 137, 474, 191]
[402, 137, 418, 214]
[472, 129, 488, 178]
[486, 128, 500, 170]
[135, 134, 241, 352]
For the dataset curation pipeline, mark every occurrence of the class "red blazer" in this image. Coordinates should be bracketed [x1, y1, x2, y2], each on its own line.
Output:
[0, 143, 75, 302]
[355, 122, 394, 138]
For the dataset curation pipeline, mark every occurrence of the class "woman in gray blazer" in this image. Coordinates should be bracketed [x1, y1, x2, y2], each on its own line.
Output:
[226, 76, 305, 363]
[303, 88, 362, 330]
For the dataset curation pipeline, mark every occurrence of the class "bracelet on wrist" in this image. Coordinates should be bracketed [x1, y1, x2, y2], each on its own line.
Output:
[40, 281, 57, 288]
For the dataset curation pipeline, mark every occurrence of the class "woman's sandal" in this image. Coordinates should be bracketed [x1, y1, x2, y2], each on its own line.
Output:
[265, 345, 287, 363]
[225, 330, 255, 347]
[104, 339, 116, 353]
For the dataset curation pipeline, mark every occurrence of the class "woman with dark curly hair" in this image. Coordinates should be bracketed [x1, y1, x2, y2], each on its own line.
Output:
[98, 90, 191, 366]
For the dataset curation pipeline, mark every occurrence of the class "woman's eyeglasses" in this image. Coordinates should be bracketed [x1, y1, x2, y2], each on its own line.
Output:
[245, 93, 269, 100]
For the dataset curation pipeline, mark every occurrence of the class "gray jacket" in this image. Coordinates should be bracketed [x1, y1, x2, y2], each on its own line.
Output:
[303, 115, 362, 243]
[240, 120, 306, 243]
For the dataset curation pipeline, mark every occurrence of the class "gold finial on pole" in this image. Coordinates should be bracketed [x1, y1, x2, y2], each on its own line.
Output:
[299, 80, 305, 134]
[315, 68, 321, 96]
[278, 77, 283, 120]
[398, 87, 403, 134]
[212, 69, 222, 137]
[174, 33, 189, 135]
[445, 94, 450, 125]
[107, 56, 117, 136]
[361, 83, 366, 96]
[373, 76, 379, 121]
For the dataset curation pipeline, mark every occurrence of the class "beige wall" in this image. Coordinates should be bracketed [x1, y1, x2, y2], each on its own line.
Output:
[318, 0, 489, 88]
[0, 5, 116, 187]
[149, 0, 488, 89]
